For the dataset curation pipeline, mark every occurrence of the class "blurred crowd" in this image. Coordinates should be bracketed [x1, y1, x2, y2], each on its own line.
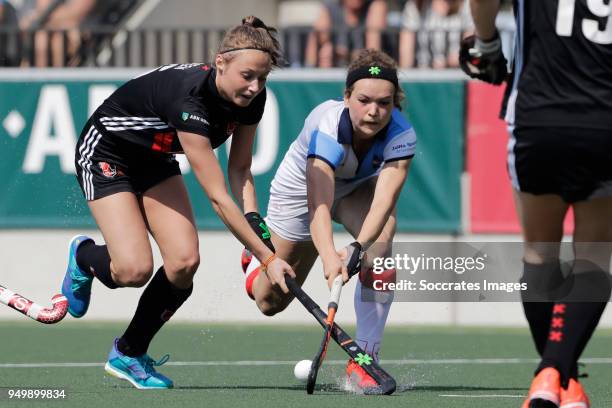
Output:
[0, 0, 515, 68]
[297, 0, 514, 68]
[0, 0, 135, 67]
[304, 0, 473, 68]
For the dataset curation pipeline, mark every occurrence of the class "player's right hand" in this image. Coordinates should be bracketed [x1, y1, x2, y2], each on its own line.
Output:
[459, 32, 508, 85]
[323, 254, 348, 290]
[264, 257, 295, 294]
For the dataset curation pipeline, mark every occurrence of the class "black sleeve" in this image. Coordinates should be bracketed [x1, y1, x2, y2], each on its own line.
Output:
[237, 88, 267, 125]
[166, 96, 212, 137]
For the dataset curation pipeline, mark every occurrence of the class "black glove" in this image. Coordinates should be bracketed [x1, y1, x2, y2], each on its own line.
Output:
[245, 212, 275, 252]
[459, 32, 508, 85]
[344, 241, 364, 277]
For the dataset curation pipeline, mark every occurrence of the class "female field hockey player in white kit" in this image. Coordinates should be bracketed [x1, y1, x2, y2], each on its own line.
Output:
[241, 49, 416, 389]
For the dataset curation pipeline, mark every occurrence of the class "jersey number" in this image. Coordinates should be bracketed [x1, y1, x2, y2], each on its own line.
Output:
[556, 0, 612, 44]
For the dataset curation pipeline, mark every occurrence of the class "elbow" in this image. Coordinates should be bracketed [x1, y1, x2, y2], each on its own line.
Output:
[209, 196, 222, 215]
[208, 192, 229, 216]
[228, 164, 252, 182]
[228, 160, 251, 172]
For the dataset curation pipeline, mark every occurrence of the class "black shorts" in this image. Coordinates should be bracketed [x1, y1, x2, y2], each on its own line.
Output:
[508, 126, 612, 203]
[75, 119, 181, 201]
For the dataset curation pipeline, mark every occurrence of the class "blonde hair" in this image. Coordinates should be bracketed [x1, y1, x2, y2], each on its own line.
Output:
[216, 16, 283, 67]
[345, 49, 404, 109]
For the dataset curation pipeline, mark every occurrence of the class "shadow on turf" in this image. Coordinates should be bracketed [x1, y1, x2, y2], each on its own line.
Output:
[110, 383, 525, 395]
[172, 383, 344, 394]
[397, 385, 524, 393]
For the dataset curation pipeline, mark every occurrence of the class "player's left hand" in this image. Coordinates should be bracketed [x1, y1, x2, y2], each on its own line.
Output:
[459, 32, 508, 85]
[338, 241, 364, 278]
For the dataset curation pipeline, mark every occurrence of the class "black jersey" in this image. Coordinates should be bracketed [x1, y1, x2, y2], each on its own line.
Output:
[92, 63, 266, 153]
[503, 0, 612, 130]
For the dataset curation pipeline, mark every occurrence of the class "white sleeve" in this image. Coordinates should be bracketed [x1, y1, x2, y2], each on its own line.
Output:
[383, 128, 417, 162]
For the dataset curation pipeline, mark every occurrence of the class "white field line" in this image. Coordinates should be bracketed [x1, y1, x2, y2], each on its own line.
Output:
[1, 357, 612, 369]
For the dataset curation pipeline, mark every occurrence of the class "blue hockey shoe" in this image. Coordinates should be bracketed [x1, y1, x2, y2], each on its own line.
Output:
[104, 339, 173, 389]
[61, 235, 94, 318]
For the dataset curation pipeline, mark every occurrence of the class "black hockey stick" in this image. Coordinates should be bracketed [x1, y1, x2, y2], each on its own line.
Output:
[285, 275, 396, 395]
[306, 245, 364, 394]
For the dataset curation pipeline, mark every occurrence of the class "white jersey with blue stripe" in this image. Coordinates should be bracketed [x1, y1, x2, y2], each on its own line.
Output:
[269, 99, 416, 216]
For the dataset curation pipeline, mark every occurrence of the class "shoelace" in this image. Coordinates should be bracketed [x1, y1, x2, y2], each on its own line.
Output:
[70, 266, 92, 293]
[140, 354, 170, 375]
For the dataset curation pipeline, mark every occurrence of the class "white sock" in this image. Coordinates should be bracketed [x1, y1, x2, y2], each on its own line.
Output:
[246, 255, 261, 277]
[354, 280, 394, 362]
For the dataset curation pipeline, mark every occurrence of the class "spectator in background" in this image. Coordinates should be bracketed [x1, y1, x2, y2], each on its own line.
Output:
[0, 0, 21, 66]
[305, 0, 387, 67]
[399, 0, 472, 69]
[19, 0, 96, 67]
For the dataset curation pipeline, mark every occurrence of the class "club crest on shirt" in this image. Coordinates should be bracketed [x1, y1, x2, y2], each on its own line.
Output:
[98, 162, 117, 178]
[181, 112, 189, 121]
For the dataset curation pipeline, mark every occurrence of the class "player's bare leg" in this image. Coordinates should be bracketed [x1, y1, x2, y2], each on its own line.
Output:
[87, 192, 154, 287]
[108, 176, 200, 389]
[513, 191, 568, 407]
[249, 231, 318, 316]
[513, 191, 568, 264]
[516, 193, 612, 406]
[61, 192, 153, 320]
[141, 175, 200, 289]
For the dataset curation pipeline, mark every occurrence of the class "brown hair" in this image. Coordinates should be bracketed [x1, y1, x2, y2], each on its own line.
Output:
[216, 16, 283, 67]
[345, 49, 404, 109]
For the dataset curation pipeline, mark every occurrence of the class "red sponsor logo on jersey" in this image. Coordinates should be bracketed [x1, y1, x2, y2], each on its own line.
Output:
[201, 65, 210, 71]
[152, 131, 175, 153]
[226, 121, 237, 136]
[98, 162, 117, 178]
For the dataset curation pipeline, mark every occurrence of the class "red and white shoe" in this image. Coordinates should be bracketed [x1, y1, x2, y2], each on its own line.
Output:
[560, 379, 589, 408]
[521, 367, 561, 408]
[346, 359, 378, 391]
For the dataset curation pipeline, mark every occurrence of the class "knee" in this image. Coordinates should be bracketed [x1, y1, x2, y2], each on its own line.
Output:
[256, 296, 289, 317]
[166, 252, 200, 282]
[114, 260, 154, 287]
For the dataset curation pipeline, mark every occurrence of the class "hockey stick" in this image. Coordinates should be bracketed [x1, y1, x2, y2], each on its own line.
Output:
[306, 247, 363, 394]
[0, 284, 68, 324]
[285, 275, 396, 395]
[306, 275, 343, 394]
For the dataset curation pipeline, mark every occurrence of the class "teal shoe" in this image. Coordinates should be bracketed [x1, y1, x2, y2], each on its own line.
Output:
[61, 235, 94, 318]
[104, 339, 173, 389]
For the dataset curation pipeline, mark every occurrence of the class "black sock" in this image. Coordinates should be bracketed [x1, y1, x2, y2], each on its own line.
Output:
[118, 267, 193, 357]
[76, 241, 119, 289]
[538, 270, 611, 388]
[520, 261, 565, 356]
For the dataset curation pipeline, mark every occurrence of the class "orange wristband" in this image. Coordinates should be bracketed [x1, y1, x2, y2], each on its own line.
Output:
[261, 253, 277, 270]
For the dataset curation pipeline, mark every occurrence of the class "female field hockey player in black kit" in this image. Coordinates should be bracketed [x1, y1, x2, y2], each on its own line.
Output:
[461, 1, 612, 407]
[61, 16, 295, 389]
